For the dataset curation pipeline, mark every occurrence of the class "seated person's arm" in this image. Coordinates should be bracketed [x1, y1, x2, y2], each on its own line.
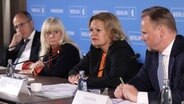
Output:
[9, 33, 22, 51]
[22, 60, 44, 75]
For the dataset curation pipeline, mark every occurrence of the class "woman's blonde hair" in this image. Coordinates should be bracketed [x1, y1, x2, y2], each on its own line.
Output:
[39, 17, 79, 59]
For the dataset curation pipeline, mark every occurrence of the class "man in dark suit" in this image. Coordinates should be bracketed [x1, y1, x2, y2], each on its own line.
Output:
[7, 11, 40, 70]
[114, 6, 184, 104]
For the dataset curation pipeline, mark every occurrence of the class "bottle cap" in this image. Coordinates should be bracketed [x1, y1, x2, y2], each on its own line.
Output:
[79, 70, 84, 75]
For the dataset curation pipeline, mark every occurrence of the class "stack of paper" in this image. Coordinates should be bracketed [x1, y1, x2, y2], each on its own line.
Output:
[35, 83, 77, 99]
[111, 98, 137, 104]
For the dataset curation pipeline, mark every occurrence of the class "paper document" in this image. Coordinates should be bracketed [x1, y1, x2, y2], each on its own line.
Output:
[35, 83, 77, 99]
[111, 98, 137, 104]
[0, 76, 24, 96]
[0, 74, 35, 82]
[0, 66, 7, 70]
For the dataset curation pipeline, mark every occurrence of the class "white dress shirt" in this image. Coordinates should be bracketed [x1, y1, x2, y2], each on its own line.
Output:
[137, 39, 174, 104]
[14, 30, 36, 70]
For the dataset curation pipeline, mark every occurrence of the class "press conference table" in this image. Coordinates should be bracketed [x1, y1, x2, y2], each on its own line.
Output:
[0, 70, 73, 104]
[0, 69, 115, 104]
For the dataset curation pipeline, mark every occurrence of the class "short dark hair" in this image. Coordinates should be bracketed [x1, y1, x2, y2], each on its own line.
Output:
[16, 11, 32, 21]
[142, 6, 177, 33]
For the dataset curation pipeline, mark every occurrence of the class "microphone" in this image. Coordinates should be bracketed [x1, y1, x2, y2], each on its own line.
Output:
[12, 55, 44, 66]
[43, 50, 60, 64]
[131, 53, 140, 59]
[13, 50, 60, 65]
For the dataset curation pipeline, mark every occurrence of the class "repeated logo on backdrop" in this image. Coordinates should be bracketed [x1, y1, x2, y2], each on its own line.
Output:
[27, 0, 184, 62]
[115, 7, 137, 20]
[30, 5, 45, 16]
[171, 8, 184, 21]
[69, 6, 87, 18]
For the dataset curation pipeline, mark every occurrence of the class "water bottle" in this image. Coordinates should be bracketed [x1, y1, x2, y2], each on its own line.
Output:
[6, 59, 14, 78]
[78, 70, 88, 91]
[160, 79, 172, 104]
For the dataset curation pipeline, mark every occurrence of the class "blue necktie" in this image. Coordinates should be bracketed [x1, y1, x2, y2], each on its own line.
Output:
[157, 54, 164, 90]
[14, 39, 30, 67]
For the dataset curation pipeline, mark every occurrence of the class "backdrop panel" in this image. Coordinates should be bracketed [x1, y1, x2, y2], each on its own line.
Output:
[27, 0, 184, 63]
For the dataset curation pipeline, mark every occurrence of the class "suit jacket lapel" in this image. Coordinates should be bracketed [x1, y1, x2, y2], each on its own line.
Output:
[30, 31, 41, 61]
[168, 35, 184, 85]
[168, 57, 174, 80]
[152, 53, 160, 90]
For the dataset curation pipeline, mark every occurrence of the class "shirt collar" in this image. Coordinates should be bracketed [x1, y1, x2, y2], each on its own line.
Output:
[26, 30, 35, 40]
[161, 39, 175, 56]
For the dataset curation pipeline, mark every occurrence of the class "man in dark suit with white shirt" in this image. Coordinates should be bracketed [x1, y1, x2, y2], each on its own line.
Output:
[7, 11, 40, 70]
[114, 6, 184, 104]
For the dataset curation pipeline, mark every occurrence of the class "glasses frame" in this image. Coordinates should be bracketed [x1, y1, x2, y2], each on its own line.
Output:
[14, 20, 30, 30]
[45, 30, 61, 37]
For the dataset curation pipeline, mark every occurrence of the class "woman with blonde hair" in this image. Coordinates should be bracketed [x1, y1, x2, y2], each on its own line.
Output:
[22, 17, 80, 78]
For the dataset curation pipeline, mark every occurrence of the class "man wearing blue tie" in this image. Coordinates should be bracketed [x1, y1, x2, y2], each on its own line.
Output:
[7, 11, 40, 70]
[114, 6, 184, 104]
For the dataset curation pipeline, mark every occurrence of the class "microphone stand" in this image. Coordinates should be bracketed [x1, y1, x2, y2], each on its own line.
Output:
[12, 55, 44, 66]
[13, 50, 60, 66]
[6, 59, 15, 78]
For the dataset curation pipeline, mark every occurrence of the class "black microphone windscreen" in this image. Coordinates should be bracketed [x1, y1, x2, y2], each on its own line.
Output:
[135, 53, 140, 58]
[131, 53, 140, 59]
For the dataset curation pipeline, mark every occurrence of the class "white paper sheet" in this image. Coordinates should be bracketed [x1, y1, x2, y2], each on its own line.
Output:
[111, 98, 138, 104]
[35, 83, 77, 99]
[0, 76, 24, 96]
[0, 66, 7, 70]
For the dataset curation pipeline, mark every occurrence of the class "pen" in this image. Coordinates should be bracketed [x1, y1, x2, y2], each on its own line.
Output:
[119, 77, 124, 85]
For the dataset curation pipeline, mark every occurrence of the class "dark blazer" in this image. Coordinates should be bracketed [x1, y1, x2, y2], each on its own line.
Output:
[129, 35, 184, 104]
[69, 40, 140, 88]
[39, 43, 80, 78]
[7, 31, 41, 64]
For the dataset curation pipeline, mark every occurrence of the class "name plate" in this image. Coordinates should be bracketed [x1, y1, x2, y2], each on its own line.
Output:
[72, 90, 112, 104]
[0, 76, 24, 96]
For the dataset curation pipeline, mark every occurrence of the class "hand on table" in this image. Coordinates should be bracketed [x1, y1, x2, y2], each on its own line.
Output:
[29, 60, 45, 69]
[114, 83, 138, 103]
[68, 74, 79, 84]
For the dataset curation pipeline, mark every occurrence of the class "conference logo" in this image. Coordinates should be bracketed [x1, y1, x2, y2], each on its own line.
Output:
[92, 10, 109, 14]
[114, 7, 137, 20]
[128, 31, 144, 46]
[68, 6, 87, 18]
[30, 5, 45, 16]
[50, 8, 64, 14]
[80, 28, 90, 41]
[171, 8, 184, 22]
[67, 31, 75, 36]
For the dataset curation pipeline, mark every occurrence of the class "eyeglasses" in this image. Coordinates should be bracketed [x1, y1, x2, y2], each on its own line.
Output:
[14, 20, 30, 30]
[45, 30, 60, 36]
